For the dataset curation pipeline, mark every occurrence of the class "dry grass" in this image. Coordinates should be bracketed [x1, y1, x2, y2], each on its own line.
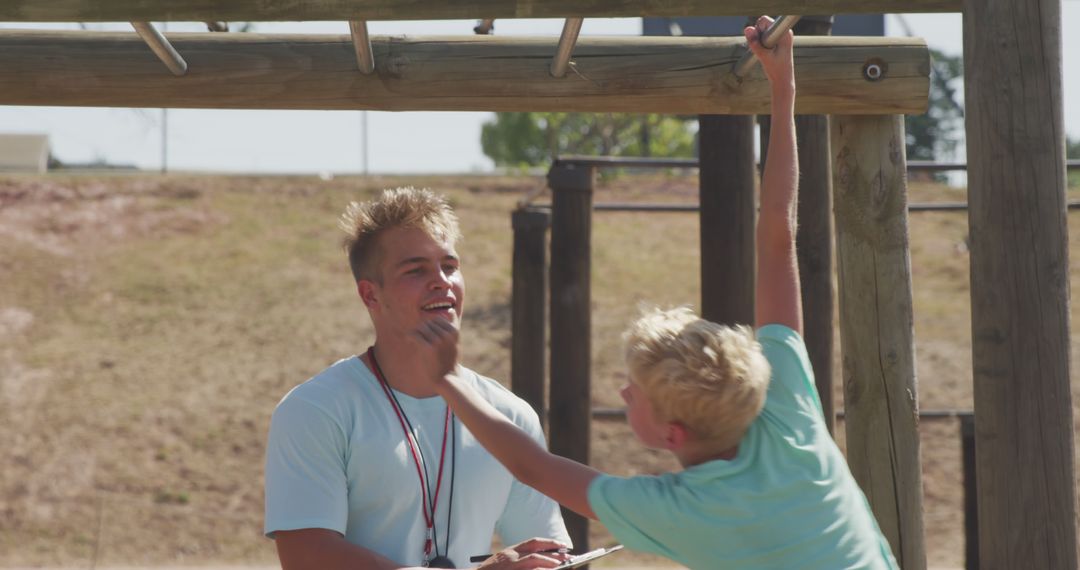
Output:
[0, 172, 1078, 568]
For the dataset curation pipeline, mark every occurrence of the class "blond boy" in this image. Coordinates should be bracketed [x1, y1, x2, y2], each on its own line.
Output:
[410, 17, 900, 569]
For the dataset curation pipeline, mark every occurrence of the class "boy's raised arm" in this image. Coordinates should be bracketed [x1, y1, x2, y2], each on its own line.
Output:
[748, 16, 803, 335]
[414, 318, 601, 521]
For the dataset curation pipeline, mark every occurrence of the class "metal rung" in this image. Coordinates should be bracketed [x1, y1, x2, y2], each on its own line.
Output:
[349, 21, 375, 74]
[474, 19, 495, 35]
[131, 21, 187, 76]
[550, 17, 583, 78]
[726, 15, 801, 86]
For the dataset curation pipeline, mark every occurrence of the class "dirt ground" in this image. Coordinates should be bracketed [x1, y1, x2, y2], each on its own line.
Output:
[1, 172, 1078, 568]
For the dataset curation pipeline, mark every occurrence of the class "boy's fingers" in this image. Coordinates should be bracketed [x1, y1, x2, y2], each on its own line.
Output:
[413, 327, 433, 344]
[414, 321, 447, 344]
[429, 321, 457, 344]
[431, 318, 457, 334]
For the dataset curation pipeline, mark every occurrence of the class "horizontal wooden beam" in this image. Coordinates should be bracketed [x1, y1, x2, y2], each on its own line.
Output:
[0, 0, 961, 22]
[0, 31, 930, 115]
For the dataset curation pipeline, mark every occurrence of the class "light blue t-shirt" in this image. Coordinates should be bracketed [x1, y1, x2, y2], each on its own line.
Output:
[264, 357, 570, 567]
[588, 325, 899, 570]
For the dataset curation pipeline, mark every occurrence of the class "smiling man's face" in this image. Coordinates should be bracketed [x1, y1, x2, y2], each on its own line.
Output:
[361, 225, 464, 338]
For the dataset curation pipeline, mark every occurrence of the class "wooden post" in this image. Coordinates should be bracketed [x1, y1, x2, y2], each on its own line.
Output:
[960, 414, 978, 570]
[831, 114, 925, 569]
[760, 15, 836, 432]
[794, 112, 835, 433]
[547, 162, 594, 553]
[698, 115, 755, 325]
[962, 0, 1078, 567]
[511, 207, 550, 428]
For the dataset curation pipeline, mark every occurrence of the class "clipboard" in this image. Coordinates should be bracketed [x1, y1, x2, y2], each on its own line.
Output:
[553, 544, 624, 569]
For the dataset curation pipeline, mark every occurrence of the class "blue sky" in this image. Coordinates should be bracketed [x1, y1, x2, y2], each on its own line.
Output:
[0, 11, 1076, 174]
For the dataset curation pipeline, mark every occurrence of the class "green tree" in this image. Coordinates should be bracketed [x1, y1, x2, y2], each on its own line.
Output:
[905, 49, 964, 163]
[481, 112, 695, 167]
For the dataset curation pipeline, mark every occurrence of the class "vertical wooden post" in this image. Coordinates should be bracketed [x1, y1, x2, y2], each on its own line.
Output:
[962, 0, 1077, 567]
[831, 114, 925, 569]
[511, 207, 550, 428]
[761, 15, 837, 433]
[698, 115, 755, 325]
[794, 112, 835, 434]
[960, 414, 978, 570]
[547, 162, 594, 553]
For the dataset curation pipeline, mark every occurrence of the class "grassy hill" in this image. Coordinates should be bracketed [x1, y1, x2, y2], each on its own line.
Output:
[1, 172, 1077, 568]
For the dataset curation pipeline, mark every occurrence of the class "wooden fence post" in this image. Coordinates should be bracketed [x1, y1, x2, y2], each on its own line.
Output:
[960, 414, 978, 570]
[962, 0, 1078, 566]
[794, 110, 836, 434]
[831, 114, 926, 569]
[547, 162, 594, 553]
[699, 115, 755, 325]
[511, 207, 550, 428]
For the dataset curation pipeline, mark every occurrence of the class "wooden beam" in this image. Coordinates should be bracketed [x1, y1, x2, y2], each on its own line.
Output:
[962, 0, 1078, 566]
[0, 31, 930, 115]
[0, 0, 961, 21]
[831, 114, 926, 569]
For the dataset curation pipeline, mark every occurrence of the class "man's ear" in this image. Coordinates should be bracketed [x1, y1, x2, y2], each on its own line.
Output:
[357, 279, 380, 310]
[665, 422, 690, 451]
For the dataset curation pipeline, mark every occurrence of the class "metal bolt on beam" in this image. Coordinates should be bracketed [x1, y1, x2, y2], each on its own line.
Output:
[349, 20, 375, 74]
[550, 17, 583, 78]
[131, 21, 187, 76]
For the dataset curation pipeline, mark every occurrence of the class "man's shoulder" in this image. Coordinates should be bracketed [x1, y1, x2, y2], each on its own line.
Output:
[460, 367, 539, 426]
[276, 356, 372, 415]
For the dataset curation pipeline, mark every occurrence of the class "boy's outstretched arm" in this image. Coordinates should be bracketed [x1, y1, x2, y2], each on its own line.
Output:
[748, 16, 803, 336]
[414, 318, 601, 521]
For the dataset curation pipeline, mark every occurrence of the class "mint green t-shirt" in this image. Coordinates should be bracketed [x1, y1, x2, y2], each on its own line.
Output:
[588, 325, 899, 570]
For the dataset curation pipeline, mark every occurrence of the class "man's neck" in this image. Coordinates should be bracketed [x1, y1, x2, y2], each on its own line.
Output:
[366, 338, 440, 398]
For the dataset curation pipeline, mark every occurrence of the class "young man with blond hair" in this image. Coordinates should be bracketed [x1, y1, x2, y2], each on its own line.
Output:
[409, 18, 900, 569]
[264, 187, 571, 569]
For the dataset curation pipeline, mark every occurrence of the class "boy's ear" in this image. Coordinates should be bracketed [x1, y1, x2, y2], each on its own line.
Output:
[357, 279, 380, 309]
[665, 422, 691, 451]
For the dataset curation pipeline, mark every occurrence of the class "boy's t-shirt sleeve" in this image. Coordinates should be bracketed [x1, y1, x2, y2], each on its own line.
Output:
[755, 324, 824, 423]
[587, 473, 680, 562]
[264, 395, 349, 537]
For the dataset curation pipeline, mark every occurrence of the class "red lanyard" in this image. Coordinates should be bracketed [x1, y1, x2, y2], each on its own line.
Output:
[368, 347, 451, 562]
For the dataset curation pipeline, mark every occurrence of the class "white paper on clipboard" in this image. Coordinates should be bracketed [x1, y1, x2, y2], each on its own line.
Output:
[553, 544, 624, 569]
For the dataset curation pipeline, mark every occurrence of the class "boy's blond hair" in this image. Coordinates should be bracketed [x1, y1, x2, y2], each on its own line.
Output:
[340, 187, 462, 283]
[624, 307, 771, 451]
